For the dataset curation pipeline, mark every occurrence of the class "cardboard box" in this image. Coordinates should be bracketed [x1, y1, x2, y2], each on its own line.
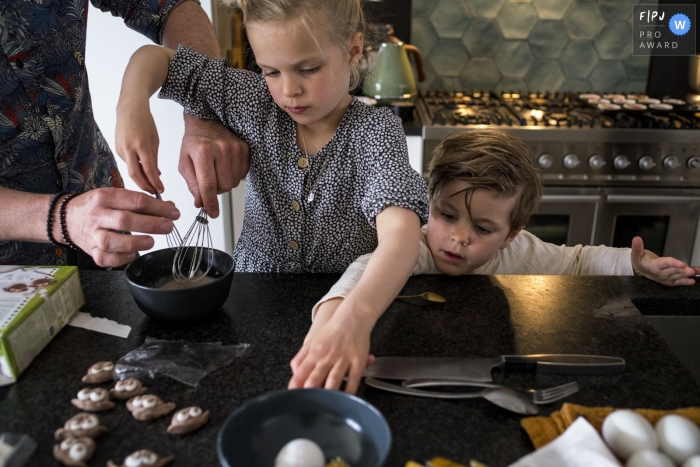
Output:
[0, 266, 85, 385]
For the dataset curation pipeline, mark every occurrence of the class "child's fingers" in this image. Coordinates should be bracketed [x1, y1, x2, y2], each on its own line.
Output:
[325, 361, 351, 391]
[344, 360, 365, 395]
[303, 359, 336, 389]
[140, 154, 163, 194]
[122, 150, 157, 194]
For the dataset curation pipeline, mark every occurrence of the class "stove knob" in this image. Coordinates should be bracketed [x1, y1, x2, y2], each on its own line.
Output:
[688, 157, 700, 170]
[614, 155, 631, 170]
[538, 154, 554, 169]
[563, 154, 580, 169]
[663, 156, 681, 170]
[638, 156, 657, 171]
[588, 155, 606, 169]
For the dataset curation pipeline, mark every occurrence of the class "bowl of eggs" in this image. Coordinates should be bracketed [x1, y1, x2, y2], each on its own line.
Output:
[602, 410, 700, 467]
[216, 388, 391, 467]
[124, 247, 234, 323]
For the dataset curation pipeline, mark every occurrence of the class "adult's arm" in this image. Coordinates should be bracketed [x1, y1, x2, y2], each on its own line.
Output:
[163, 1, 250, 218]
[0, 186, 179, 267]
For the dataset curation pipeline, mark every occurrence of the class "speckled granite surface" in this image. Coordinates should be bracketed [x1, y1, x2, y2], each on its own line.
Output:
[1, 272, 699, 467]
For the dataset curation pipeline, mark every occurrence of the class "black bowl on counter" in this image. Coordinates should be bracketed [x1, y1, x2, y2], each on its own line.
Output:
[217, 388, 391, 467]
[124, 248, 234, 322]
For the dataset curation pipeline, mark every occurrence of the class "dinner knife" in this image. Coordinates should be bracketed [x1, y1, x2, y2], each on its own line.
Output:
[361, 354, 625, 382]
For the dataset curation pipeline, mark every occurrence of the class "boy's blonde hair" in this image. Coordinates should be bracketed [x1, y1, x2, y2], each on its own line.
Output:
[427, 128, 543, 233]
[222, 0, 366, 90]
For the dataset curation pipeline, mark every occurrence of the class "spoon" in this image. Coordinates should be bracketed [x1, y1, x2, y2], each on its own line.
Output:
[364, 377, 539, 415]
[396, 292, 446, 303]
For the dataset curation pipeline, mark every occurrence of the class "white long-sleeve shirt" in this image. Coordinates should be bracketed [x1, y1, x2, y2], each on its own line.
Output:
[312, 229, 633, 318]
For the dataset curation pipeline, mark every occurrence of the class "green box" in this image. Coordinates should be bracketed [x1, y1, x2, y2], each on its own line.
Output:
[0, 266, 85, 385]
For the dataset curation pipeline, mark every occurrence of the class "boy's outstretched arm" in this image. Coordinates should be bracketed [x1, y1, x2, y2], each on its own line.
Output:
[288, 206, 421, 394]
[631, 236, 700, 286]
[116, 46, 176, 195]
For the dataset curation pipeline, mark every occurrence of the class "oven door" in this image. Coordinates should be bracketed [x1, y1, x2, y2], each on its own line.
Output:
[525, 187, 600, 246]
[594, 188, 700, 264]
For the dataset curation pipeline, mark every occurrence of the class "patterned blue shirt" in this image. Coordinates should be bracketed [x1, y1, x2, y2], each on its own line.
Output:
[0, 0, 191, 266]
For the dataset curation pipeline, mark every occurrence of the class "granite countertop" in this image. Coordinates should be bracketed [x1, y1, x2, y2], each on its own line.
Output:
[1, 272, 699, 467]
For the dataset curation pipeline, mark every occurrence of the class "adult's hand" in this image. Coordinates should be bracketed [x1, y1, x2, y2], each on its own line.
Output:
[180, 113, 250, 218]
[62, 188, 180, 267]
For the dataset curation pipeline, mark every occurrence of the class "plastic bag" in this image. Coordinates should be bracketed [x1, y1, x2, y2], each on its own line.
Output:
[114, 338, 249, 387]
[0, 433, 36, 467]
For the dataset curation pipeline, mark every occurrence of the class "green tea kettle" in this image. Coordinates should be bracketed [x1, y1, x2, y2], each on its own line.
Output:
[362, 32, 426, 104]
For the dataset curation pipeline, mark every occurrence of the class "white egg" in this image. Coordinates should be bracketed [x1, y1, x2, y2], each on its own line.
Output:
[656, 415, 700, 464]
[602, 410, 658, 460]
[626, 449, 675, 467]
[682, 455, 700, 467]
[274, 438, 325, 467]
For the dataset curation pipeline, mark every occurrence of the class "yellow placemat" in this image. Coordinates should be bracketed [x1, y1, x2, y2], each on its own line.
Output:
[521, 403, 700, 449]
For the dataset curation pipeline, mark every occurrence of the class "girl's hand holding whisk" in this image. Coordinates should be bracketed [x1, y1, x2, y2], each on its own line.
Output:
[116, 45, 176, 196]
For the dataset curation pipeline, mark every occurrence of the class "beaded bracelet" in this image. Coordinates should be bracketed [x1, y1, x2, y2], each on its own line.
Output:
[58, 192, 81, 251]
[46, 191, 67, 247]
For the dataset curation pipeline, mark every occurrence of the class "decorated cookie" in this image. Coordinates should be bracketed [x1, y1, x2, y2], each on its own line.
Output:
[55, 413, 108, 440]
[167, 406, 210, 434]
[81, 361, 115, 383]
[107, 449, 174, 467]
[110, 378, 148, 400]
[53, 436, 96, 467]
[32, 277, 55, 288]
[126, 394, 176, 421]
[3, 283, 27, 293]
[71, 387, 115, 412]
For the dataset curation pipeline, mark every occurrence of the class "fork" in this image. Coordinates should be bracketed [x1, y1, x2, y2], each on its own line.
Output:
[404, 379, 579, 405]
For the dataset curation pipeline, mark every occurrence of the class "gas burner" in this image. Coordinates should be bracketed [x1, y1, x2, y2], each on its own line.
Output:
[418, 91, 700, 130]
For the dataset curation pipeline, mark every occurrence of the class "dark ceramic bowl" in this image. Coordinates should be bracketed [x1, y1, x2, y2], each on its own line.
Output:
[124, 248, 234, 322]
[217, 388, 391, 467]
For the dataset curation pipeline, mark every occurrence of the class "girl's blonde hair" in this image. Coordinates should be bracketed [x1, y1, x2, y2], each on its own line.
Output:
[222, 0, 367, 90]
[428, 128, 543, 234]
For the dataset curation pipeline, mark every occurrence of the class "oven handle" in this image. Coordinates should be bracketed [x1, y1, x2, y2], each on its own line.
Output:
[540, 195, 600, 203]
[606, 195, 700, 203]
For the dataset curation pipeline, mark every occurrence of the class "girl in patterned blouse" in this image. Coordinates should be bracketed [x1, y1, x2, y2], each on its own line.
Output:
[116, 0, 429, 394]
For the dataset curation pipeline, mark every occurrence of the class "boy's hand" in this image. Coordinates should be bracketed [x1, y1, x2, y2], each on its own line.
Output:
[179, 115, 250, 218]
[115, 98, 163, 195]
[289, 298, 375, 395]
[631, 236, 699, 286]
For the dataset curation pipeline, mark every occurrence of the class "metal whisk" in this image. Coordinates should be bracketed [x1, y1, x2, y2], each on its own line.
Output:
[172, 207, 213, 284]
[155, 192, 183, 249]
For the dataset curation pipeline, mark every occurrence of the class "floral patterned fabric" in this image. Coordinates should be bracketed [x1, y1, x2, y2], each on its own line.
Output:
[0, 0, 190, 266]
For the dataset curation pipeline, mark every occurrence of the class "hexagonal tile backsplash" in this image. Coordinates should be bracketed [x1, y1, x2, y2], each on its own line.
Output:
[411, 0, 655, 93]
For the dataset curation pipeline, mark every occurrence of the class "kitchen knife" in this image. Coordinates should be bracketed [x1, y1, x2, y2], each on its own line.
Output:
[361, 354, 625, 382]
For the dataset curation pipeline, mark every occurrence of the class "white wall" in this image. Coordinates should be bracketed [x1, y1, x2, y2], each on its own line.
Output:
[85, 0, 229, 254]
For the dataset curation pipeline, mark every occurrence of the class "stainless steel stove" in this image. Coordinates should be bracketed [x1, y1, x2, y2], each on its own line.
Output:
[416, 91, 700, 264]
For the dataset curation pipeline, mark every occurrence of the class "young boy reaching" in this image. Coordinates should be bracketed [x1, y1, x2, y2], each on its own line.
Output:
[290, 128, 700, 391]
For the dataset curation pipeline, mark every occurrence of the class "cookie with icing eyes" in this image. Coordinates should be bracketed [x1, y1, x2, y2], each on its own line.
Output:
[71, 387, 116, 412]
[55, 412, 108, 440]
[110, 378, 148, 400]
[3, 283, 27, 293]
[126, 394, 176, 421]
[53, 435, 96, 467]
[32, 277, 55, 288]
[81, 361, 115, 383]
[107, 449, 174, 467]
[167, 406, 210, 434]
